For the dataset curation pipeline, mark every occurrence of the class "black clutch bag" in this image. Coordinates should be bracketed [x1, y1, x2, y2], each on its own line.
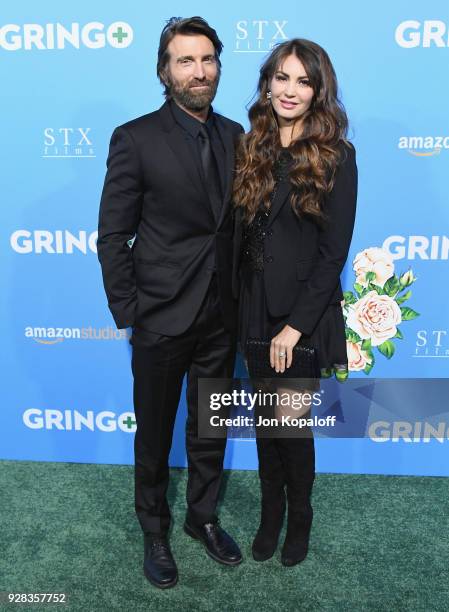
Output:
[246, 338, 320, 379]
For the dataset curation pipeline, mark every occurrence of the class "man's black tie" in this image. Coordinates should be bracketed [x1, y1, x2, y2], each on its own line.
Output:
[198, 124, 222, 223]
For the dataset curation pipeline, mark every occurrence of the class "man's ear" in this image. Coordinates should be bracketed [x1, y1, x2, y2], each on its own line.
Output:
[159, 69, 169, 86]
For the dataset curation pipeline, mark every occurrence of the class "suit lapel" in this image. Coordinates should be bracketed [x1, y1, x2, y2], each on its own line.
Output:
[266, 181, 292, 228]
[214, 115, 236, 228]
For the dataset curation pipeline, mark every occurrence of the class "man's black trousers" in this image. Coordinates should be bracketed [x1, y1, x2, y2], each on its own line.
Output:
[131, 275, 235, 535]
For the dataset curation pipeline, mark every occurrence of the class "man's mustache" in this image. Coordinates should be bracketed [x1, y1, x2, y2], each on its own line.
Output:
[188, 79, 214, 88]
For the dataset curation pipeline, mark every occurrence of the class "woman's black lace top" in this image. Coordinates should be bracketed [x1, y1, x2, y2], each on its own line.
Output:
[241, 148, 292, 272]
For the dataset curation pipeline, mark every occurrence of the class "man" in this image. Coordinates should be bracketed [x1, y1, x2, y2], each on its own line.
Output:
[97, 17, 243, 589]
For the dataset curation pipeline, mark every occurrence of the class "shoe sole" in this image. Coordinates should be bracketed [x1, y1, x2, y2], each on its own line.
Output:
[281, 553, 307, 567]
[183, 523, 243, 567]
[252, 549, 275, 562]
[143, 565, 178, 589]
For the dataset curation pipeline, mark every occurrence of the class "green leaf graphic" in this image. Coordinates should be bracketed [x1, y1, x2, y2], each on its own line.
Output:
[396, 290, 412, 305]
[363, 361, 374, 375]
[400, 307, 420, 320]
[353, 282, 364, 296]
[394, 329, 404, 339]
[345, 328, 361, 343]
[335, 369, 349, 383]
[377, 340, 395, 359]
[343, 291, 357, 304]
[321, 368, 333, 379]
[384, 275, 400, 297]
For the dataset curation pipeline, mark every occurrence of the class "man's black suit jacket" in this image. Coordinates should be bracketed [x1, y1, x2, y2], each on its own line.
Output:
[232, 142, 358, 337]
[98, 101, 243, 335]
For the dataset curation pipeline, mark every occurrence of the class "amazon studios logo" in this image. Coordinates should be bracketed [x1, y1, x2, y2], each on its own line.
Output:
[0, 21, 133, 51]
[23, 409, 136, 432]
[25, 326, 130, 344]
[235, 19, 288, 52]
[44, 128, 94, 158]
[382, 235, 449, 260]
[398, 136, 449, 157]
[395, 20, 449, 48]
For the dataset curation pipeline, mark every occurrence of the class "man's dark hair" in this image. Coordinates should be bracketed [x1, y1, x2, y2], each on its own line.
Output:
[157, 16, 223, 96]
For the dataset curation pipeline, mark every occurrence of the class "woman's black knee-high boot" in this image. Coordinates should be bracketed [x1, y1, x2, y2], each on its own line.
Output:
[277, 436, 315, 566]
[252, 436, 286, 561]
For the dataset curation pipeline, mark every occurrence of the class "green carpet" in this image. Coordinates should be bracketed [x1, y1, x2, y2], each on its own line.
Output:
[1, 460, 448, 611]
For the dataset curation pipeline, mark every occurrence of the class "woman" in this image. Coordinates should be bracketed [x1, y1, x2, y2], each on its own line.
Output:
[232, 39, 357, 566]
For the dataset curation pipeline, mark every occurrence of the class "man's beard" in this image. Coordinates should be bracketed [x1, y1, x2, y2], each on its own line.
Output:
[167, 74, 219, 111]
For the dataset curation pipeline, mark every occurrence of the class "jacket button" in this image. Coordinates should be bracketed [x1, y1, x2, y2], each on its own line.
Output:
[265, 256, 274, 263]
[266, 229, 273, 236]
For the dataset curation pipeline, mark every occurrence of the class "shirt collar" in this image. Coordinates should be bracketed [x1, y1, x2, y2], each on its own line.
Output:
[170, 99, 214, 138]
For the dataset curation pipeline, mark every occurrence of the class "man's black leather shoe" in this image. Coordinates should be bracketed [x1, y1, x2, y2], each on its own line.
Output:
[143, 535, 178, 589]
[183, 520, 242, 566]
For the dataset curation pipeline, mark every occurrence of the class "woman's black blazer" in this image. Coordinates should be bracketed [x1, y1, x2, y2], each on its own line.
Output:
[232, 141, 358, 336]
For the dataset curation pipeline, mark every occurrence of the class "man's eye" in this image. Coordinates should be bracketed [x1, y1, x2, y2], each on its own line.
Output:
[181, 59, 192, 65]
[204, 57, 216, 64]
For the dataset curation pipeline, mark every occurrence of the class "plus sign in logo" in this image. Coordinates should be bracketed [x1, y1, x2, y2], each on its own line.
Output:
[107, 21, 133, 48]
[121, 414, 137, 432]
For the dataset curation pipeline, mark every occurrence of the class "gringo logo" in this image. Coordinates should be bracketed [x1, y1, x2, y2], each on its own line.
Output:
[382, 235, 449, 260]
[395, 20, 449, 48]
[25, 326, 130, 345]
[369, 421, 449, 443]
[398, 136, 449, 157]
[0, 22, 133, 51]
[23, 409, 136, 433]
[10, 230, 98, 254]
[235, 20, 288, 52]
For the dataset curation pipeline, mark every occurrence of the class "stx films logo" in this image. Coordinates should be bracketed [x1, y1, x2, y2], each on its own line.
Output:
[44, 128, 94, 158]
[235, 20, 288, 52]
[0, 22, 133, 51]
[415, 330, 449, 358]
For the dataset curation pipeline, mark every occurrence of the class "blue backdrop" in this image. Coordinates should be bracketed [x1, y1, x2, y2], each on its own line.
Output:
[2, 1, 448, 475]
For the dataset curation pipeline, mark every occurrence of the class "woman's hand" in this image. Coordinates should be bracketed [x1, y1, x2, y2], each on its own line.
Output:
[270, 325, 302, 373]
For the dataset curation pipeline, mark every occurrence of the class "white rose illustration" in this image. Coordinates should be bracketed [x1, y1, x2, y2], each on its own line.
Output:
[346, 341, 372, 371]
[353, 247, 394, 288]
[346, 290, 402, 347]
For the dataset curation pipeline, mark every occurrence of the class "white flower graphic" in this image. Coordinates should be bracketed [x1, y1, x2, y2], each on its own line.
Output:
[346, 290, 402, 347]
[353, 247, 394, 288]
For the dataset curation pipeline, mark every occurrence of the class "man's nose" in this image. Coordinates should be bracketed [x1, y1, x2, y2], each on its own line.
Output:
[193, 61, 206, 79]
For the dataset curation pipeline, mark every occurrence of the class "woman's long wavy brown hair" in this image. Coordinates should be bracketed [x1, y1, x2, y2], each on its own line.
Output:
[233, 38, 349, 223]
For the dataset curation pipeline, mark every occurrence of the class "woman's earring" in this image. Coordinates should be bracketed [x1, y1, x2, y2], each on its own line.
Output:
[266, 91, 272, 100]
